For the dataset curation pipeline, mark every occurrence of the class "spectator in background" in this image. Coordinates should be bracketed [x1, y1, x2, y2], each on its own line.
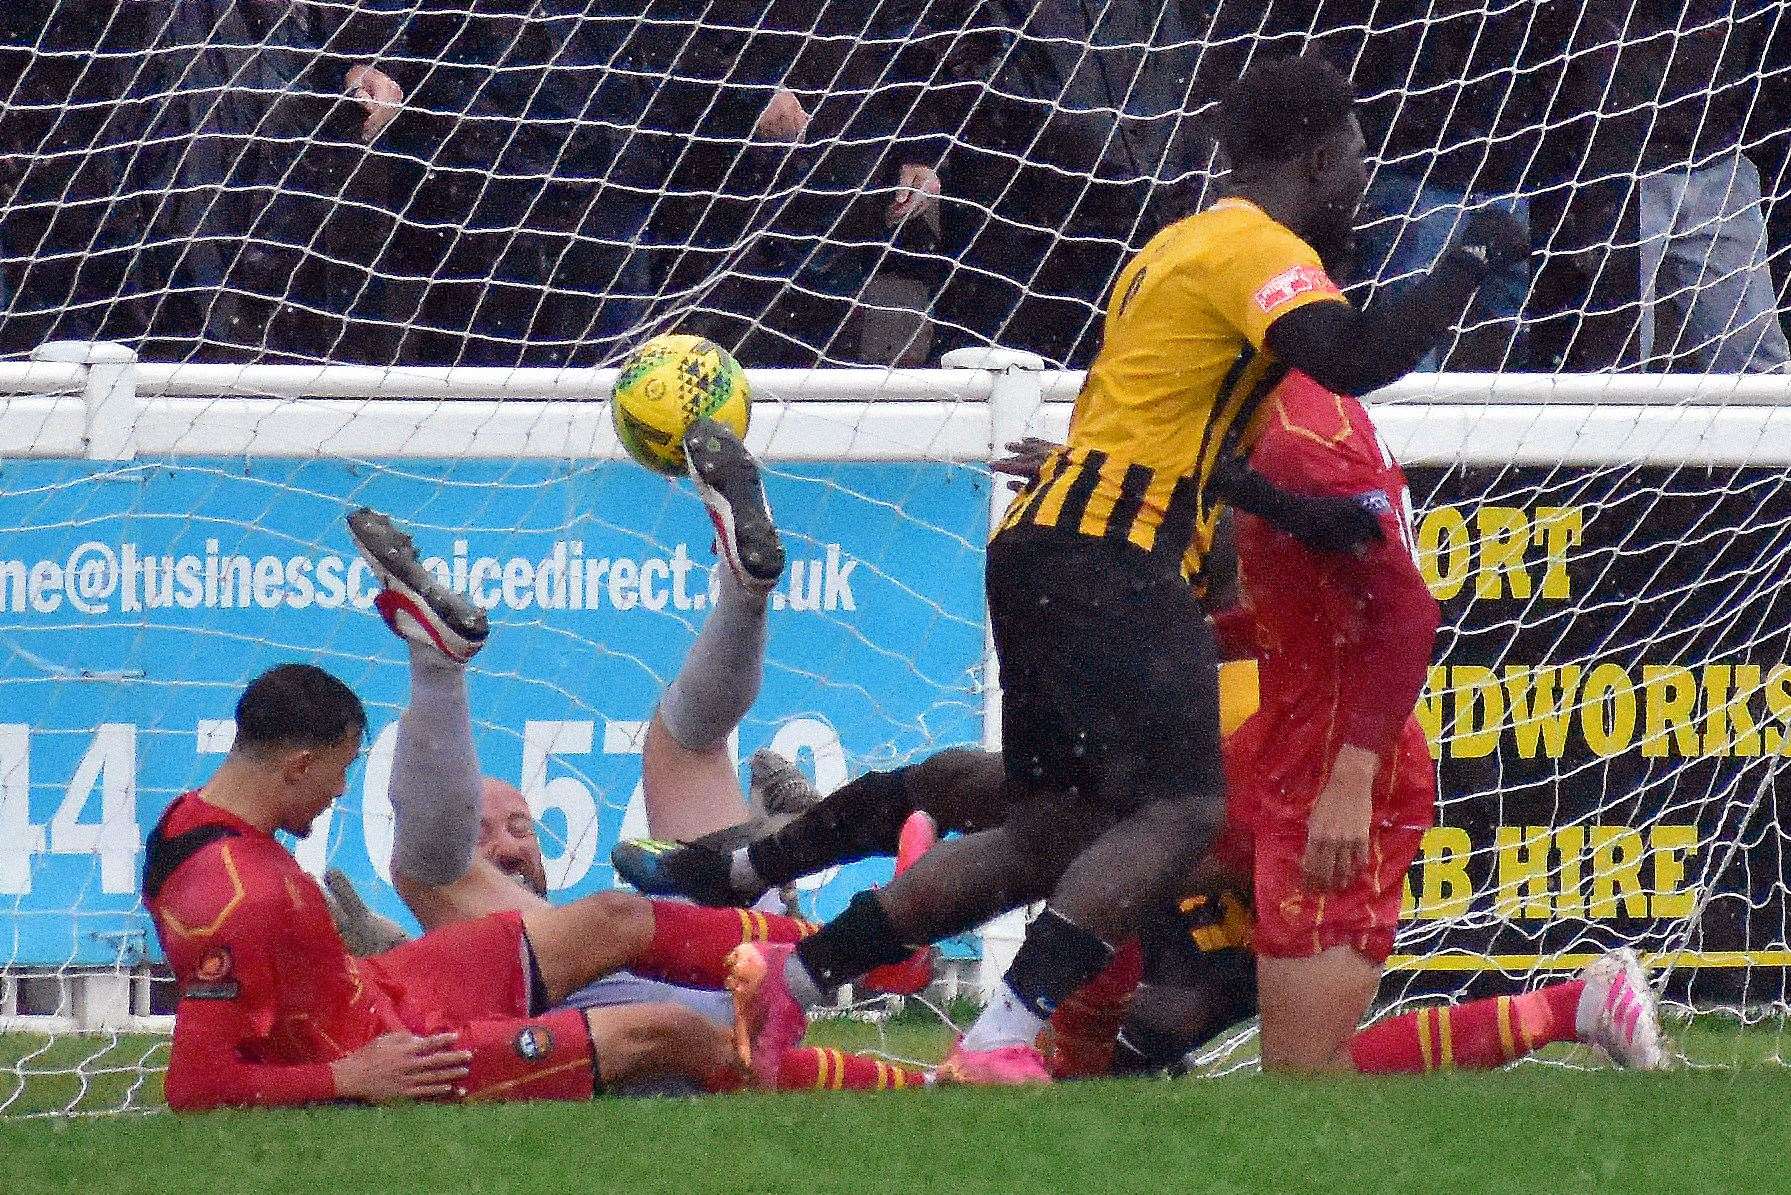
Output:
[933, 2, 1209, 368]
[374, 2, 653, 368]
[1303, 0, 1565, 371]
[1, 1, 403, 363]
[1190, 0, 1573, 372]
[1562, 0, 1789, 374]
[642, 1, 956, 368]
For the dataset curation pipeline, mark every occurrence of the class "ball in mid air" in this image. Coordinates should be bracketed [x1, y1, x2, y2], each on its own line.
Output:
[611, 333, 751, 476]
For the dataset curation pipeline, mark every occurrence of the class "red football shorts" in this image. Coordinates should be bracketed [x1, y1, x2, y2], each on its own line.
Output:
[1246, 819, 1425, 965]
[1224, 715, 1434, 966]
[365, 910, 597, 1102]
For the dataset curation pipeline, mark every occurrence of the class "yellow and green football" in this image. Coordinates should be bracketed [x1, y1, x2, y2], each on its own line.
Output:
[610, 333, 751, 476]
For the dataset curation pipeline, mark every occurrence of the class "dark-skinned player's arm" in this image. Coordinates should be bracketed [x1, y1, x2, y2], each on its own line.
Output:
[1264, 207, 1530, 397]
[1214, 208, 1529, 553]
[1250, 401, 1440, 893]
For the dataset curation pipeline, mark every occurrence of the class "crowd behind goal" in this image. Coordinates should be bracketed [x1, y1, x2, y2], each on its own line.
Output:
[1, 1, 1788, 374]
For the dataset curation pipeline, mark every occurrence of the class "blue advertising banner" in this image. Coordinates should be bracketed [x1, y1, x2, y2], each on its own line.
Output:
[0, 457, 989, 966]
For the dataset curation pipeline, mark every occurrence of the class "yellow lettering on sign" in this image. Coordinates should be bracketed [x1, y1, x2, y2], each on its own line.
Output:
[1580, 664, 1636, 757]
[1765, 665, 1791, 756]
[1415, 665, 1447, 761]
[1494, 826, 1553, 919]
[1418, 507, 1472, 600]
[1641, 666, 1699, 758]
[1532, 507, 1582, 599]
[1705, 664, 1763, 757]
[1588, 827, 1647, 918]
[1553, 824, 1586, 917]
[1650, 825, 1698, 918]
[1475, 506, 1532, 600]
[1504, 666, 1579, 760]
[1414, 827, 1473, 920]
[1450, 666, 1505, 759]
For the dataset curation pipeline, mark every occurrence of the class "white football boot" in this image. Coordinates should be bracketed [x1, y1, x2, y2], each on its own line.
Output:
[346, 507, 488, 663]
[1575, 947, 1668, 1070]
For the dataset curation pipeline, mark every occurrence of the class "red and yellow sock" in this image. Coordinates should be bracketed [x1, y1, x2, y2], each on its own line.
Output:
[778, 1047, 928, 1092]
[633, 900, 818, 988]
[1348, 980, 1585, 1073]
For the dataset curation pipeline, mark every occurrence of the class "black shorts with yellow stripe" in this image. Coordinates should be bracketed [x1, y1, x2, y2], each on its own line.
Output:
[985, 523, 1224, 813]
[1135, 885, 1258, 1062]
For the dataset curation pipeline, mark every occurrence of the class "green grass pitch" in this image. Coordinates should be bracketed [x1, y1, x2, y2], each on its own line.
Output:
[3, 1014, 1789, 1195]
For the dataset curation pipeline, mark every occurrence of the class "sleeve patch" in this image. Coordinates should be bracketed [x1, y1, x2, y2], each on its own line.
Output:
[1253, 264, 1340, 314]
[181, 981, 242, 1000]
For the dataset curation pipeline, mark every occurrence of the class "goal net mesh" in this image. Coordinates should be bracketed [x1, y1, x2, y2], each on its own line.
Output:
[3, 0, 1790, 1112]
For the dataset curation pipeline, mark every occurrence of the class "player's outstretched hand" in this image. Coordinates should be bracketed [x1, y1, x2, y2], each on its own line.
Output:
[1449, 207, 1529, 276]
[990, 437, 1062, 492]
[1302, 744, 1377, 891]
[330, 1032, 472, 1104]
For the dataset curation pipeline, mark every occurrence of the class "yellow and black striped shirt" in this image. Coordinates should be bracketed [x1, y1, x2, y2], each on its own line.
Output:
[997, 198, 1344, 577]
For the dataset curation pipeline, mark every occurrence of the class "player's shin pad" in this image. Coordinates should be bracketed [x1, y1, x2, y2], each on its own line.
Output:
[1005, 909, 1114, 1020]
[792, 890, 915, 992]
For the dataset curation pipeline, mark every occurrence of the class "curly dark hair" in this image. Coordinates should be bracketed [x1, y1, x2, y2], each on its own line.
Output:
[1216, 55, 1357, 170]
[235, 663, 366, 756]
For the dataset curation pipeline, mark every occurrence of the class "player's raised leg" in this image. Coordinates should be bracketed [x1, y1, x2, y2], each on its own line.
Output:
[642, 417, 786, 841]
[347, 508, 496, 917]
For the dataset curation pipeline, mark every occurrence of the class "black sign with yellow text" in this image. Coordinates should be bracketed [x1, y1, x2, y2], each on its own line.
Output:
[1388, 465, 1791, 1004]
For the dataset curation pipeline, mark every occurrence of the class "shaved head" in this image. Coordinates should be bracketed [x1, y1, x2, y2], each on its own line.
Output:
[478, 777, 548, 896]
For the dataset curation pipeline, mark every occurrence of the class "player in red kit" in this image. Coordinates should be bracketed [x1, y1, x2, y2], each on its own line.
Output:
[1213, 369, 1665, 1074]
[145, 663, 851, 1111]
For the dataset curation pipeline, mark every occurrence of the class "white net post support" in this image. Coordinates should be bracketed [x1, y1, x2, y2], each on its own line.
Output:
[940, 346, 1048, 996]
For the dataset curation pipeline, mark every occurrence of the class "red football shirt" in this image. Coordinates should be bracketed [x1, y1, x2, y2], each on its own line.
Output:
[146, 792, 406, 1110]
[1215, 371, 1441, 827]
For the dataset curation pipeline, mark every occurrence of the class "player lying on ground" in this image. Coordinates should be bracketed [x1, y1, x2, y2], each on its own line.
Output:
[325, 420, 933, 1093]
[148, 663, 823, 1110]
[627, 369, 1665, 1077]
[703, 54, 1534, 1085]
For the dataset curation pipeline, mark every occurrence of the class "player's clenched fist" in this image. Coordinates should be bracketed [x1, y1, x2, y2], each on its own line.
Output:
[329, 1032, 472, 1103]
[1447, 207, 1529, 276]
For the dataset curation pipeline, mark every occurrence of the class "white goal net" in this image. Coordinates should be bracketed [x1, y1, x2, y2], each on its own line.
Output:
[3, 0, 1791, 1113]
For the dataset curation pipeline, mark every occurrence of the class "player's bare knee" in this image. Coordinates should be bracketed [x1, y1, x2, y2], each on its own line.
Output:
[1142, 791, 1227, 857]
[572, 890, 655, 953]
[912, 748, 1005, 828]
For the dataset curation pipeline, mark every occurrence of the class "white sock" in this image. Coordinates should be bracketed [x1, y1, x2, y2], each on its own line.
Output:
[729, 847, 768, 898]
[782, 952, 828, 1008]
[959, 980, 1047, 1052]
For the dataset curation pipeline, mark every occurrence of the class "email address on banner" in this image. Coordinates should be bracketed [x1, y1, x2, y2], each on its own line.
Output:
[0, 539, 860, 616]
